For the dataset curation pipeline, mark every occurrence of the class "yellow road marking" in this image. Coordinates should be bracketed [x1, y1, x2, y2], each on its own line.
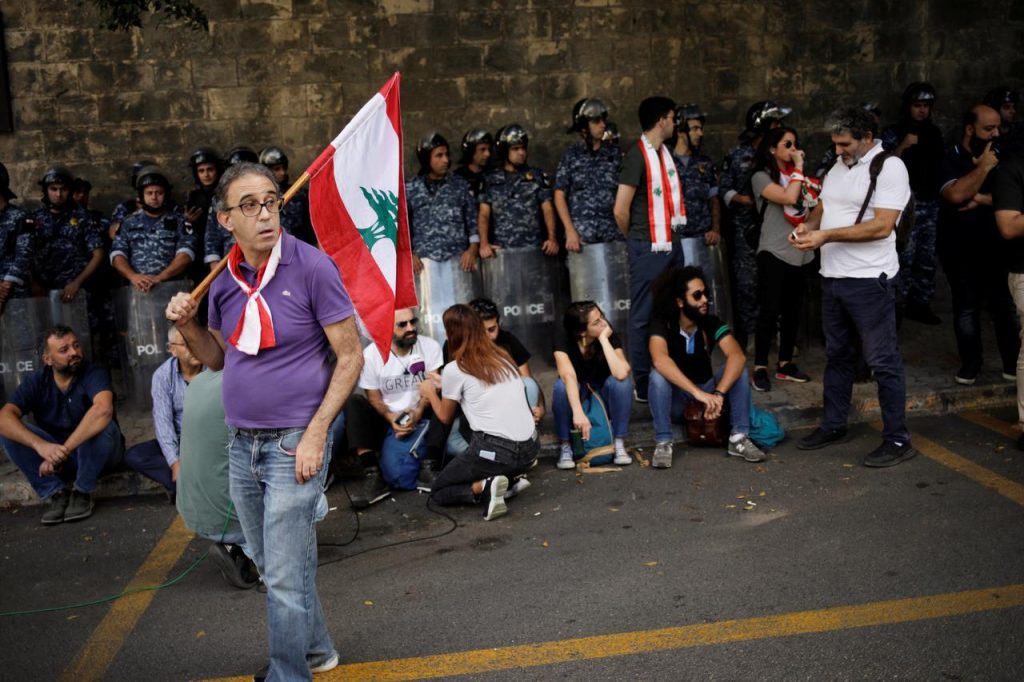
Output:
[959, 410, 1019, 441]
[61, 515, 194, 682]
[906, 432, 1024, 508]
[206, 584, 1024, 682]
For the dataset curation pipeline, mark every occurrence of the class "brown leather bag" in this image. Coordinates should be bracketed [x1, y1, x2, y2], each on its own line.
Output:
[684, 400, 728, 446]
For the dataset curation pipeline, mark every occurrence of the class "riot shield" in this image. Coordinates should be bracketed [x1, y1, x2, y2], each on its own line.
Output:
[0, 298, 50, 401]
[414, 257, 484, 343]
[47, 290, 92, 359]
[566, 241, 631, 350]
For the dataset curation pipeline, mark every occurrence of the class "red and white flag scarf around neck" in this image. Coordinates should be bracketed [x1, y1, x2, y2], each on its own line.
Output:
[639, 134, 686, 252]
[225, 234, 282, 355]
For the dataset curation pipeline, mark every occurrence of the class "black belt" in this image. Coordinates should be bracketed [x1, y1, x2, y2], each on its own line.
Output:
[477, 431, 536, 452]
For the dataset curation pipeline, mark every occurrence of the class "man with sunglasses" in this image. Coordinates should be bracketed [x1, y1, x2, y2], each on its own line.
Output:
[345, 307, 446, 506]
[165, 161, 363, 680]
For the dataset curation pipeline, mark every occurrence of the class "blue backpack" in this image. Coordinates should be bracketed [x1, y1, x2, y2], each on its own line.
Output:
[379, 420, 430, 490]
[578, 384, 615, 466]
[748, 403, 784, 449]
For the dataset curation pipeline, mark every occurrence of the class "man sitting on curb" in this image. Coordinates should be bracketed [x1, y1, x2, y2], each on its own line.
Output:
[0, 325, 123, 524]
[123, 327, 203, 501]
[647, 266, 765, 468]
[176, 368, 259, 589]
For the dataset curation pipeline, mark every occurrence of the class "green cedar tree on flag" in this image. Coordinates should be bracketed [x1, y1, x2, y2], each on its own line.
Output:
[306, 73, 417, 362]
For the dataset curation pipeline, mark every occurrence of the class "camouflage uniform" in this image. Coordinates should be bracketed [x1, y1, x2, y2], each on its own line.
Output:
[719, 142, 759, 336]
[480, 166, 552, 248]
[109, 198, 136, 229]
[110, 210, 196, 276]
[454, 166, 486, 199]
[672, 152, 719, 239]
[406, 173, 478, 261]
[881, 124, 944, 308]
[279, 186, 317, 246]
[31, 206, 103, 289]
[204, 212, 234, 265]
[0, 204, 34, 297]
[554, 141, 623, 243]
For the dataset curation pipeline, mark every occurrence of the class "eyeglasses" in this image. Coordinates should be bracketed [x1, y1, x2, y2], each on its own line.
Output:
[691, 289, 708, 301]
[396, 318, 419, 329]
[225, 197, 284, 217]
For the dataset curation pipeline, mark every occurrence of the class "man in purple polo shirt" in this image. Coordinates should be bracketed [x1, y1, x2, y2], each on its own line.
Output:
[165, 162, 363, 682]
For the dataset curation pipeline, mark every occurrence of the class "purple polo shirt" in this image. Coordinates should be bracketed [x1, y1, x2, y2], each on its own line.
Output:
[208, 231, 354, 429]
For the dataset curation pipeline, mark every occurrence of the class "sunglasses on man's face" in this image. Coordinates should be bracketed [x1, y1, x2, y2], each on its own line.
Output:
[690, 289, 707, 301]
[396, 318, 419, 329]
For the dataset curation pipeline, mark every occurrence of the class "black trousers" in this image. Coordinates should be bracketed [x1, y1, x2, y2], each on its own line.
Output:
[754, 251, 807, 366]
[430, 432, 538, 507]
[344, 394, 447, 463]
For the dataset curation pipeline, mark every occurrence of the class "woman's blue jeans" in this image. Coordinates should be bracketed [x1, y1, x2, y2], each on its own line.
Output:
[551, 375, 634, 440]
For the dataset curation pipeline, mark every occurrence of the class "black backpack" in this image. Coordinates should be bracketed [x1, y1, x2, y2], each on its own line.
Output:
[855, 151, 915, 250]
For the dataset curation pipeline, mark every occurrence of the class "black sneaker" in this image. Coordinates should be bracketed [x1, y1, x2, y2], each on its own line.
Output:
[775, 363, 810, 383]
[349, 467, 390, 510]
[63, 490, 94, 522]
[863, 440, 917, 468]
[751, 367, 771, 392]
[415, 460, 438, 493]
[904, 303, 941, 325]
[797, 427, 850, 450]
[41, 489, 70, 525]
[210, 543, 259, 589]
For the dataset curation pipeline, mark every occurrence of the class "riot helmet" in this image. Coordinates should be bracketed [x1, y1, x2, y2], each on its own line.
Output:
[674, 103, 707, 128]
[745, 100, 792, 134]
[416, 132, 449, 172]
[259, 146, 289, 169]
[225, 146, 259, 167]
[131, 159, 156, 189]
[460, 128, 493, 166]
[902, 82, 937, 105]
[135, 166, 171, 192]
[39, 166, 74, 189]
[495, 124, 529, 162]
[189, 147, 222, 170]
[569, 97, 609, 133]
[984, 86, 1020, 109]
[0, 162, 17, 201]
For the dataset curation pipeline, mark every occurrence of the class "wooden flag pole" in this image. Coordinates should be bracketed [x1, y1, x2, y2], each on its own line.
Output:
[189, 171, 311, 301]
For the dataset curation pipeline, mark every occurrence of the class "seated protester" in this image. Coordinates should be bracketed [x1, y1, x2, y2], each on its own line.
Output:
[647, 266, 766, 468]
[122, 327, 203, 500]
[0, 326, 123, 524]
[346, 308, 445, 508]
[419, 304, 538, 521]
[552, 301, 634, 469]
[442, 297, 546, 456]
[175, 368, 259, 590]
[110, 168, 196, 292]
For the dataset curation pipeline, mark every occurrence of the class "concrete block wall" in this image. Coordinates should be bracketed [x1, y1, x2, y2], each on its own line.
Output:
[0, 0, 1021, 214]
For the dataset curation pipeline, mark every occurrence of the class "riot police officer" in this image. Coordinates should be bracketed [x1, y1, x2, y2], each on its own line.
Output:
[259, 145, 316, 245]
[110, 167, 196, 292]
[406, 132, 479, 272]
[204, 146, 258, 268]
[454, 128, 493, 199]
[672, 103, 721, 246]
[0, 162, 33, 313]
[720, 100, 792, 347]
[479, 124, 558, 258]
[109, 159, 155, 239]
[31, 166, 105, 303]
[554, 97, 623, 251]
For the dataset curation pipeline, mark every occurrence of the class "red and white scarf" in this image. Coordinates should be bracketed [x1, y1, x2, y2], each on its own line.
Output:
[226, 235, 282, 355]
[639, 135, 686, 252]
[778, 163, 822, 227]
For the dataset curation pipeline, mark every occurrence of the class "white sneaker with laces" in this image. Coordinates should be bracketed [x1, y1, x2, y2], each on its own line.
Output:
[651, 442, 673, 468]
[484, 476, 509, 520]
[556, 444, 576, 470]
[728, 435, 766, 462]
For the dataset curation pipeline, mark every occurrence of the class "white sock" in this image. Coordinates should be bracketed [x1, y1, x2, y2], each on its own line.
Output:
[729, 432, 746, 444]
[614, 438, 626, 455]
[560, 441, 573, 458]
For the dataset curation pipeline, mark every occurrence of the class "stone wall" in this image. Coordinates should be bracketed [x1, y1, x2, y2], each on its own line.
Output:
[0, 0, 1021, 213]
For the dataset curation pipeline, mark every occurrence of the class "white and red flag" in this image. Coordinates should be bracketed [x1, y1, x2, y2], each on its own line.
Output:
[306, 72, 417, 361]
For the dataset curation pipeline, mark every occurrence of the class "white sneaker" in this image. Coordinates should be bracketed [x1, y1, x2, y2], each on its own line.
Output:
[484, 476, 509, 520]
[504, 476, 531, 499]
[556, 445, 576, 470]
[651, 442, 673, 468]
[613, 448, 632, 466]
[311, 652, 339, 673]
[728, 435, 766, 462]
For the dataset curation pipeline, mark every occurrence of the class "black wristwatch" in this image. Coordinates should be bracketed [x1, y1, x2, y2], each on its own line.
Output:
[712, 389, 725, 397]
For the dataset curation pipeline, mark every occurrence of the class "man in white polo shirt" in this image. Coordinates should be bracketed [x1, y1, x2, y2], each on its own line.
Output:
[790, 105, 916, 468]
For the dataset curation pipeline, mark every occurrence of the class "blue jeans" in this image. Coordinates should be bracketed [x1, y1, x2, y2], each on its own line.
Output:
[228, 426, 335, 682]
[551, 375, 633, 440]
[627, 238, 685, 395]
[648, 366, 751, 443]
[446, 377, 542, 458]
[122, 438, 175, 493]
[821, 276, 909, 443]
[1, 421, 123, 499]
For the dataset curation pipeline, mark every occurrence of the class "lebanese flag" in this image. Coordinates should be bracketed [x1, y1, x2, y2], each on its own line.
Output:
[306, 73, 417, 362]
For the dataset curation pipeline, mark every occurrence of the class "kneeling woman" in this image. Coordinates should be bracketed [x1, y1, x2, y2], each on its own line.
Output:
[419, 304, 538, 521]
[552, 301, 634, 469]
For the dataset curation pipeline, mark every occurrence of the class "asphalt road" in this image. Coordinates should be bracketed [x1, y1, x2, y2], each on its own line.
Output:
[2, 407, 1023, 681]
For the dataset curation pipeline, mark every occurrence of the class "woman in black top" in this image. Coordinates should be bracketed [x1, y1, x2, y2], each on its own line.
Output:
[552, 301, 633, 469]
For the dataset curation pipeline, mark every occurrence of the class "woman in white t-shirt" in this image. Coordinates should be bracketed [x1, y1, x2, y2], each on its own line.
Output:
[419, 304, 538, 521]
[750, 126, 816, 392]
